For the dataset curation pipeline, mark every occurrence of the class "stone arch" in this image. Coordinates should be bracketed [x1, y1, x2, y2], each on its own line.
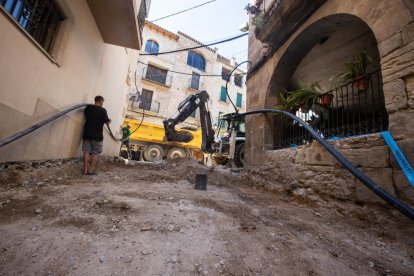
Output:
[245, 0, 414, 166]
[267, 13, 380, 100]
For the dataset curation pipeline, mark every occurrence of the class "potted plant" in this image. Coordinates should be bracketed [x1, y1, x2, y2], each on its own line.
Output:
[276, 80, 324, 113]
[332, 50, 373, 91]
[252, 10, 266, 35]
[319, 93, 334, 107]
[244, 3, 258, 14]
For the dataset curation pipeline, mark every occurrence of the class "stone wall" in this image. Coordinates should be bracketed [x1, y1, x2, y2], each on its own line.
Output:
[246, 0, 414, 180]
[243, 134, 414, 207]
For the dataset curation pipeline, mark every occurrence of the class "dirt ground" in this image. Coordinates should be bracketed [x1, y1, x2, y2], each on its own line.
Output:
[0, 157, 413, 276]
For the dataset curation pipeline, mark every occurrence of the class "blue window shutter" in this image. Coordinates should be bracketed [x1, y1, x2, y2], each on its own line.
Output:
[145, 40, 159, 54]
[236, 93, 242, 107]
[220, 87, 227, 102]
[187, 51, 205, 71]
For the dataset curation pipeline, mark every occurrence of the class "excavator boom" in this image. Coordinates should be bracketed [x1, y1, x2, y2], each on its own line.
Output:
[163, 91, 215, 153]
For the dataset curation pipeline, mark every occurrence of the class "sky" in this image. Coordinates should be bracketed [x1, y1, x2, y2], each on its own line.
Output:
[147, 0, 249, 64]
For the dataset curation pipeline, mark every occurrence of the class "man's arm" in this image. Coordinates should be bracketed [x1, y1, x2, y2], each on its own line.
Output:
[103, 109, 111, 125]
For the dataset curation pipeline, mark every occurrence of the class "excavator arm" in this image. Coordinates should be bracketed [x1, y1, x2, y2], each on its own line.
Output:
[163, 90, 215, 153]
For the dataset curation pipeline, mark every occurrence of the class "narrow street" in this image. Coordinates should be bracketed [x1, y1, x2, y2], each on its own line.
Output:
[0, 158, 413, 275]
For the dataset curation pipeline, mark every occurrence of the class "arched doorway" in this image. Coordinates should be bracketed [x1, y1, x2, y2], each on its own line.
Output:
[268, 14, 388, 149]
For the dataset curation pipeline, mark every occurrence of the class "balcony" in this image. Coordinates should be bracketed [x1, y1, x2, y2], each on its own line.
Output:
[273, 71, 388, 149]
[142, 65, 172, 87]
[254, 0, 325, 48]
[87, 0, 145, 50]
[128, 99, 160, 113]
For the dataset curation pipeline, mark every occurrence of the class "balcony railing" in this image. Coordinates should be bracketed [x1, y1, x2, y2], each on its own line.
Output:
[253, 0, 325, 48]
[142, 66, 172, 87]
[274, 70, 388, 150]
[128, 99, 160, 113]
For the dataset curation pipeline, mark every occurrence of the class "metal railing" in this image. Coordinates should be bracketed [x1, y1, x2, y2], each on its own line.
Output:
[274, 70, 388, 149]
[1, 0, 65, 54]
[142, 65, 172, 87]
[128, 99, 160, 113]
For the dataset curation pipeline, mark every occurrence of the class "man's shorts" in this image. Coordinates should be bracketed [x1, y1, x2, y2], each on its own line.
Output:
[82, 140, 103, 155]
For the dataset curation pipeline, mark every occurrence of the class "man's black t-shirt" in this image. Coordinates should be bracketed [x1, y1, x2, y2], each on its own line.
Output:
[83, 105, 110, 141]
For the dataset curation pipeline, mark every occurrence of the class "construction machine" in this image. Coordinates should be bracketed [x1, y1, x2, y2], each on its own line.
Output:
[163, 90, 245, 167]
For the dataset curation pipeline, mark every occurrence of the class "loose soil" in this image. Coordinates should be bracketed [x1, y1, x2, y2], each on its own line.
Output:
[0, 157, 413, 275]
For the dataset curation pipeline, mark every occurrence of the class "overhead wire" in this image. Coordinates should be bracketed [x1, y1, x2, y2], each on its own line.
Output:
[140, 33, 248, 56]
[137, 61, 246, 77]
[148, 0, 217, 23]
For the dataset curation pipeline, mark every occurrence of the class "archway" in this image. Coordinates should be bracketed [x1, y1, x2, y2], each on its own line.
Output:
[267, 14, 388, 149]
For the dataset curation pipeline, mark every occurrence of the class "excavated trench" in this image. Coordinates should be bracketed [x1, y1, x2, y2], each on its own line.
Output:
[0, 157, 413, 275]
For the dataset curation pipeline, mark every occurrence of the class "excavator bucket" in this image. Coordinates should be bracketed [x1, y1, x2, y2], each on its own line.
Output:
[164, 130, 194, 143]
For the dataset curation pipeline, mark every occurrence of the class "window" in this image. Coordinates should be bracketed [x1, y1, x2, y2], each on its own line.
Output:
[145, 40, 159, 54]
[139, 89, 153, 111]
[222, 68, 231, 81]
[220, 86, 227, 102]
[190, 72, 200, 90]
[187, 51, 205, 71]
[145, 64, 167, 85]
[235, 74, 243, 87]
[1, 0, 65, 55]
[236, 93, 242, 108]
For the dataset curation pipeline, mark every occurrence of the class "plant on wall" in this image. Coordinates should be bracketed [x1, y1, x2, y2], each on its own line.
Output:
[276, 80, 327, 113]
[252, 10, 266, 35]
[244, 3, 258, 14]
[331, 49, 373, 90]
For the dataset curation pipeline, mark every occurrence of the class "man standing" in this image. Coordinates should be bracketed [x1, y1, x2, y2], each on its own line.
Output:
[121, 124, 132, 160]
[82, 95, 111, 175]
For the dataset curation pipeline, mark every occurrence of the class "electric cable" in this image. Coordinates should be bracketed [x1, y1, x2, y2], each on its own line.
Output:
[224, 60, 252, 113]
[148, 0, 216, 23]
[106, 61, 146, 143]
[137, 61, 246, 77]
[140, 33, 248, 56]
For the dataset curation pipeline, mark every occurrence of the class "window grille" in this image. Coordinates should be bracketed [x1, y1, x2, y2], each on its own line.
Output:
[145, 64, 167, 85]
[1, 0, 65, 54]
[139, 89, 153, 111]
[234, 74, 243, 87]
[221, 68, 231, 81]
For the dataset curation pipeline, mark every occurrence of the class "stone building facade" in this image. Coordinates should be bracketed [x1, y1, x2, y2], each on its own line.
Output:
[246, 0, 414, 204]
[0, 0, 150, 162]
[127, 22, 247, 130]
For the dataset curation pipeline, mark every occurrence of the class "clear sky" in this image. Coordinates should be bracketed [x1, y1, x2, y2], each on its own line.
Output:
[147, 0, 249, 64]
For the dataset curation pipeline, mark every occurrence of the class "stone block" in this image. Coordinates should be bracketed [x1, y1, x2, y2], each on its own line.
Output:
[389, 139, 414, 170]
[332, 134, 386, 149]
[356, 168, 395, 204]
[393, 170, 414, 206]
[388, 109, 414, 140]
[299, 166, 356, 201]
[378, 32, 403, 57]
[383, 79, 408, 113]
[402, 22, 414, 45]
[295, 142, 336, 166]
[337, 146, 390, 168]
[405, 74, 414, 108]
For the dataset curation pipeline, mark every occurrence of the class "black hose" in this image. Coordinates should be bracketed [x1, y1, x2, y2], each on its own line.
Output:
[0, 103, 89, 148]
[236, 109, 414, 221]
[225, 60, 252, 114]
